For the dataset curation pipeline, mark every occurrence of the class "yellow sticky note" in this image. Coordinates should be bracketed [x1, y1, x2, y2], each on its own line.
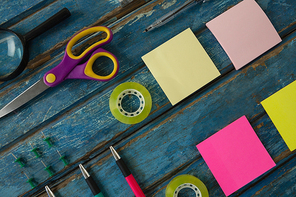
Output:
[142, 28, 220, 105]
[261, 81, 296, 151]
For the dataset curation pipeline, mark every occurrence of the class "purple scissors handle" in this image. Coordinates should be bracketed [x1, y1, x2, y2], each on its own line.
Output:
[43, 26, 119, 87]
[66, 48, 119, 81]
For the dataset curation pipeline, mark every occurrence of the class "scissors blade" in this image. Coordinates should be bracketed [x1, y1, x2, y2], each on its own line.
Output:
[0, 79, 49, 118]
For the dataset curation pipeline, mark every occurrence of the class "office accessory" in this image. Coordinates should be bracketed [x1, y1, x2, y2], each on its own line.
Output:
[30, 141, 54, 176]
[14, 157, 26, 167]
[261, 80, 296, 151]
[24, 172, 36, 189]
[45, 185, 55, 197]
[206, 0, 281, 70]
[42, 160, 54, 177]
[57, 151, 68, 166]
[44, 137, 53, 148]
[30, 147, 41, 158]
[142, 28, 220, 105]
[144, 0, 206, 32]
[109, 82, 152, 124]
[29, 142, 54, 176]
[0, 26, 119, 118]
[11, 153, 26, 167]
[42, 134, 68, 166]
[0, 8, 71, 81]
[165, 174, 208, 197]
[196, 116, 275, 196]
[79, 164, 104, 197]
[110, 146, 145, 197]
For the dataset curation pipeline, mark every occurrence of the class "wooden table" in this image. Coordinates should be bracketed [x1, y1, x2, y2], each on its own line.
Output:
[1, 0, 296, 196]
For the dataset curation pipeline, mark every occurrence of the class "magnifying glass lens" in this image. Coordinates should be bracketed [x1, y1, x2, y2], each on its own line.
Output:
[0, 30, 24, 77]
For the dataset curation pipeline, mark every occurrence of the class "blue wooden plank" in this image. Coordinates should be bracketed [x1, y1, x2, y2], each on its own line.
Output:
[152, 153, 296, 197]
[0, 0, 123, 89]
[25, 30, 296, 197]
[0, 0, 135, 150]
[0, 0, 296, 196]
[0, 0, 59, 29]
[4, 24, 295, 196]
[1, 0, 292, 153]
[0, 0, 47, 26]
[11, 0, 122, 60]
[150, 114, 294, 196]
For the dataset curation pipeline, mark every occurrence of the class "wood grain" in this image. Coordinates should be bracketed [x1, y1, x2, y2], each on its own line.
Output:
[0, 0, 295, 196]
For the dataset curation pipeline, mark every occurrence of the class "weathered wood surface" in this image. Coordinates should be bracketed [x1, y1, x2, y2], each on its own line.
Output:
[0, 0, 296, 196]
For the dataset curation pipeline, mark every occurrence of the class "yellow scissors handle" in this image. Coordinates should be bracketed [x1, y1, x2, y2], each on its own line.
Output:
[66, 26, 112, 60]
[84, 50, 119, 81]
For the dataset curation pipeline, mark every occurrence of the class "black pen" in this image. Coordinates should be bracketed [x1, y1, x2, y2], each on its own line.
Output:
[79, 164, 104, 197]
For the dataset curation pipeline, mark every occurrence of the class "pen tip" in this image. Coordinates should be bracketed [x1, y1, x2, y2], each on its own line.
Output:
[110, 146, 121, 161]
[79, 164, 90, 179]
[109, 146, 115, 152]
[45, 186, 55, 197]
[78, 164, 83, 171]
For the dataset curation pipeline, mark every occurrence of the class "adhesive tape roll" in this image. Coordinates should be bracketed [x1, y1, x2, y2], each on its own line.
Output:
[165, 175, 209, 197]
[109, 82, 152, 124]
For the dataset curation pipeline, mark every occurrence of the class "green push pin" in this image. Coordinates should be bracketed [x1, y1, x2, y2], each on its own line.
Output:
[30, 147, 41, 158]
[14, 157, 26, 167]
[43, 137, 53, 148]
[41, 160, 54, 177]
[26, 178, 36, 189]
[11, 153, 26, 168]
[57, 150, 68, 166]
[59, 155, 68, 166]
[44, 165, 54, 177]
[24, 173, 36, 189]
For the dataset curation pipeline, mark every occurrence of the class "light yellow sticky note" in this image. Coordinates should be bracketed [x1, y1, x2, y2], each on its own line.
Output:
[261, 80, 296, 151]
[142, 28, 221, 105]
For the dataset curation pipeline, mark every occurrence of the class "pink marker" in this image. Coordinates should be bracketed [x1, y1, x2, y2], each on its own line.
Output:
[110, 146, 145, 197]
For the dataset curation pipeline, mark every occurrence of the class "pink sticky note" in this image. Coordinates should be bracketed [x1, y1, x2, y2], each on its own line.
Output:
[196, 116, 275, 196]
[206, 0, 281, 70]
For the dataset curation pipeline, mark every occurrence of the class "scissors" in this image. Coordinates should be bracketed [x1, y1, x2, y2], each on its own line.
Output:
[0, 26, 119, 118]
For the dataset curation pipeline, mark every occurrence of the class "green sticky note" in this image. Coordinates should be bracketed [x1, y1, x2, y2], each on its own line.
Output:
[261, 81, 296, 151]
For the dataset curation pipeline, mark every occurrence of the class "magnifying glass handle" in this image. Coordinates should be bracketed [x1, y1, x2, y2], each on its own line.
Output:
[24, 8, 71, 42]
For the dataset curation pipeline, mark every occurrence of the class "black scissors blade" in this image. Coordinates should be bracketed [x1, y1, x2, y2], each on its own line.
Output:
[0, 79, 49, 118]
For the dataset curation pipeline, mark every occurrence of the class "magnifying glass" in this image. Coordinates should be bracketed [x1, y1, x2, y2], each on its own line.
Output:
[0, 8, 71, 81]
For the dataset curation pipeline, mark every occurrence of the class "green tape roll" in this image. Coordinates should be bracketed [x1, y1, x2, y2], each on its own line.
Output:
[165, 175, 209, 197]
[109, 82, 152, 124]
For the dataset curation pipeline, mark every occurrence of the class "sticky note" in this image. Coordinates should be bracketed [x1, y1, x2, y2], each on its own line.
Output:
[206, 0, 281, 70]
[196, 116, 275, 196]
[142, 28, 220, 105]
[261, 81, 296, 151]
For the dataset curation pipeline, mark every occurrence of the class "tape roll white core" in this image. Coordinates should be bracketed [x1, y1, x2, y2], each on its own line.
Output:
[117, 89, 145, 117]
[173, 183, 202, 197]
